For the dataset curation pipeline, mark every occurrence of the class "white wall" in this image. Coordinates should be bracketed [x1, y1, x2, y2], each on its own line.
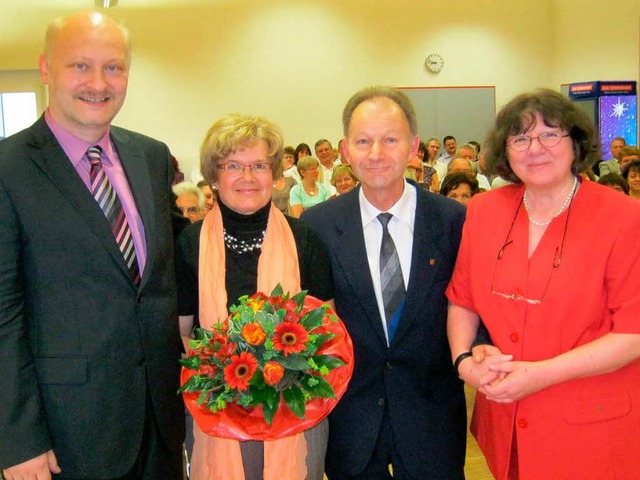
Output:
[0, 0, 637, 175]
[552, 0, 640, 86]
[115, 0, 555, 174]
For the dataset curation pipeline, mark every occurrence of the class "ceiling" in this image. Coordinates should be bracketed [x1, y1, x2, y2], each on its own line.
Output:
[7, 0, 221, 9]
[18, 0, 212, 5]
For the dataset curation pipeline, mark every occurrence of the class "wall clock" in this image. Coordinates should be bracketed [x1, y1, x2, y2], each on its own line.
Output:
[425, 53, 444, 74]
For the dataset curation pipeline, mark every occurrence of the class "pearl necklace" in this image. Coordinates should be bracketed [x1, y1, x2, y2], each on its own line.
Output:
[304, 184, 318, 196]
[223, 228, 266, 254]
[523, 176, 578, 227]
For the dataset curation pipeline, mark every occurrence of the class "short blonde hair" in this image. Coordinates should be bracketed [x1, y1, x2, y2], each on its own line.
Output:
[296, 156, 320, 176]
[619, 146, 640, 159]
[200, 113, 284, 184]
[331, 164, 358, 186]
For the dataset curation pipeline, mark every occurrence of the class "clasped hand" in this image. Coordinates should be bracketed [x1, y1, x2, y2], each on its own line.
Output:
[463, 345, 550, 403]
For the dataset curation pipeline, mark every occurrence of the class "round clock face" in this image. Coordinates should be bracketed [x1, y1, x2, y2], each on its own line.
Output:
[425, 54, 444, 73]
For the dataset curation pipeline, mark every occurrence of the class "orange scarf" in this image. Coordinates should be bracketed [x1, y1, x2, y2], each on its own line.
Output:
[190, 202, 307, 480]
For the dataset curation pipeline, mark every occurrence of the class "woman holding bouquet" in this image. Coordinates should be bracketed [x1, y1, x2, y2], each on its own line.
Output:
[175, 113, 336, 480]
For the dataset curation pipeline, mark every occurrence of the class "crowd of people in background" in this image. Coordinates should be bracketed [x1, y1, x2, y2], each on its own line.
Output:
[170, 130, 640, 227]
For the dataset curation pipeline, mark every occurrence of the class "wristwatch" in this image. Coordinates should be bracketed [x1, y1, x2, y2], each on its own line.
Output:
[454, 351, 473, 377]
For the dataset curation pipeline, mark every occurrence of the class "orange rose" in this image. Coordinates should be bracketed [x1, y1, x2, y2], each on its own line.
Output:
[241, 322, 267, 345]
[263, 361, 285, 386]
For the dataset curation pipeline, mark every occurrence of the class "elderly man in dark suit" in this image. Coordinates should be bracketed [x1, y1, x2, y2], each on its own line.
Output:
[0, 11, 187, 480]
[302, 86, 467, 479]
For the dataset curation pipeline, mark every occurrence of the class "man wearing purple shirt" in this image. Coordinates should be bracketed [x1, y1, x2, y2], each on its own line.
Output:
[0, 11, 187, 480]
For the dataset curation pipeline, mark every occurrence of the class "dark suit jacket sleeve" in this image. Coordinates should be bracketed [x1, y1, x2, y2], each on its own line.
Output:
[0, 177, 52, 468]
[166, 149, 190, 241]
[175, 222, 201, 318]
[286, 215, 334, 301]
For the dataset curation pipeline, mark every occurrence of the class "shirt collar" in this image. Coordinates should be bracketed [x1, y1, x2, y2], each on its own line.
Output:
[359, 179, 416, 230]
[45, 109, 115, 166]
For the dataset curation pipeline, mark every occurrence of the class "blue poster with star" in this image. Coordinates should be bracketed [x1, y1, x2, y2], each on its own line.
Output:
[599, 95, 637, 158]
[568, 81, 637, 159]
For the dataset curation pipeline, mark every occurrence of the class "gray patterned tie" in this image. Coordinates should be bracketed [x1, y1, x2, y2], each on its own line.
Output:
[87, 146, 140, 284]
[378, 213, 405, 336]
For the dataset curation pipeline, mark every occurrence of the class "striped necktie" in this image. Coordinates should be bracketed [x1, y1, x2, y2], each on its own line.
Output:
[87, 146, 140, 284]
[378, 213, 405, 341]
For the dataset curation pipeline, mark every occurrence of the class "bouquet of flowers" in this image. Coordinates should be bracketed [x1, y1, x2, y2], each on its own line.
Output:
[180, 284, 354, 441]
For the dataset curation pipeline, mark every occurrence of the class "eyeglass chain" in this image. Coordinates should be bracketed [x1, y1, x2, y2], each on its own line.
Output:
[523, 176, 578, 227]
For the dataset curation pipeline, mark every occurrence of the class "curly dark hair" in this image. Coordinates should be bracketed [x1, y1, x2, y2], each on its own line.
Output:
[622, 159, 640, 180]
[439, 172, 480, 197]
[597, 173, 629, 195]
[485, 89, 600, 184]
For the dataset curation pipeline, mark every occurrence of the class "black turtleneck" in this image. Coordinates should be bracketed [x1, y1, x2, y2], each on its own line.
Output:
[218, 199, 270, 308]
[218, 198, 270, 243]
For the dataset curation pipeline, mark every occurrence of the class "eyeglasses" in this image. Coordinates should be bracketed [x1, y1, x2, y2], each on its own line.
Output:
[217, 162, 273, 176]
[490, 192, 573, 304]
[408, 166, 424, 173]
[507, 132, 570, 151]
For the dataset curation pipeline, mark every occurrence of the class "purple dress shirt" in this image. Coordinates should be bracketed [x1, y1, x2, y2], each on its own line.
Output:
[45, 110, 147, 273]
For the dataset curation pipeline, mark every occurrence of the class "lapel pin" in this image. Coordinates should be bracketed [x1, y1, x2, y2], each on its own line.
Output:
[429, 258, 435, 265]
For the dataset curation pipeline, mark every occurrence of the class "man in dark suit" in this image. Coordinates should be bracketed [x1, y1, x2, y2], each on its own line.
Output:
[0, 11, 187, 480]
[302, 86, 467, 479]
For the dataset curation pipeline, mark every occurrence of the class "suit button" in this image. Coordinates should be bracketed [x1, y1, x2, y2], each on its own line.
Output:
[136, 357, 145, 366]
[378, 398, 385, 407]
[510, 333, 520, 343]
[517, 418, 528, 429]
[385, 362, 393, 370]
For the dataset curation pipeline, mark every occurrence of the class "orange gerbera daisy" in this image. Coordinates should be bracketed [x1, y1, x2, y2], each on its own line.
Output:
[273, 322, 309, 356]
[223, 352, 258, 390]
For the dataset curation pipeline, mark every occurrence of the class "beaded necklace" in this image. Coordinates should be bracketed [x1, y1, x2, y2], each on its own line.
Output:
[523, 176, 578, 227]
[223, 228, 266, 254]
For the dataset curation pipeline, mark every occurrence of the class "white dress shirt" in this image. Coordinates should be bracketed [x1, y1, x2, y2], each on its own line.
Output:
[359, 180, 416, 344]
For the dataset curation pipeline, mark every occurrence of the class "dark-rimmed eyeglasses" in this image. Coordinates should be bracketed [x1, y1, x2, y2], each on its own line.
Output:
[217, 162, 273, 176]
[490, 192, 574, 304]
[507, 132, 570, 151]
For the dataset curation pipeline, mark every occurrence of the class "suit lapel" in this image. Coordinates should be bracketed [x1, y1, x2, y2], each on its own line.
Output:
[333, 190, 388, 345]
[110, 128, 155, 290]
[27, 118, 135, 280]
[390, 188, 442, 346]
